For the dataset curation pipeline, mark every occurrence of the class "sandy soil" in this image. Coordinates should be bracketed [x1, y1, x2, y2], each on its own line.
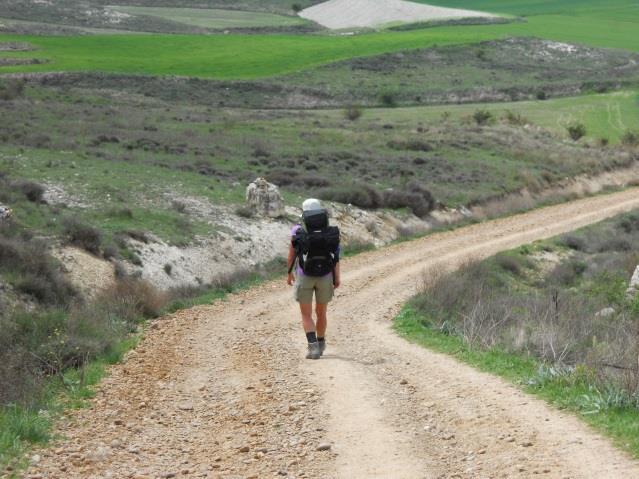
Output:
[299, 0, 493, 30]
[22, 188, 639, 479]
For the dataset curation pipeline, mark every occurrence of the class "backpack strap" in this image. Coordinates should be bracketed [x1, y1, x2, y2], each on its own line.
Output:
[288, 224, 305, 274]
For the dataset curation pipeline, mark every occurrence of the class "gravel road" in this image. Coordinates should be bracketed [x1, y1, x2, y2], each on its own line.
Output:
[23, 188, 639, 479]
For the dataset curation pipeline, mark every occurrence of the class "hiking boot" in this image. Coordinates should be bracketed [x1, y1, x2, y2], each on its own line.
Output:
[306, 341, 321, 360]
[318, 340, 326, 356]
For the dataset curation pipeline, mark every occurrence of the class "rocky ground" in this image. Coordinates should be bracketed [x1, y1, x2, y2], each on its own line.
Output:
[18, 187, 639, 479]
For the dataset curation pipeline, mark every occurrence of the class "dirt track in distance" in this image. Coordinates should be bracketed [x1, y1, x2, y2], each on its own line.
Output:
[24, 188, 639, 479]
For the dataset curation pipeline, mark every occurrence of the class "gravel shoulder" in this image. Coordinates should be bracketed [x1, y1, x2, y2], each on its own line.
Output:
[26, 188, 639, 479]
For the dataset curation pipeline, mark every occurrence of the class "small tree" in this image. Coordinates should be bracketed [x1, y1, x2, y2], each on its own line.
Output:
[566, 122, 587, 141]
[344, 105, 362, 121]
[621, 129, 639, 147]
[292, 3, 302, 13]
[379, 91, 397, 108]
[472, 109, 494, 126]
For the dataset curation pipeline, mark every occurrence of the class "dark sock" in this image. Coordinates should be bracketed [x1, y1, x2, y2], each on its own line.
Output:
[318, 337, 325, 343]
[306, 331, 317, 343]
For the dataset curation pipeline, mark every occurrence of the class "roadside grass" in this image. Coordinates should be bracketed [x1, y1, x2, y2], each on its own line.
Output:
[394, 307, 639, 457]
[104, 6, 309, 29]
[395, 208, 639, 458]
[0, 255, 285, 475]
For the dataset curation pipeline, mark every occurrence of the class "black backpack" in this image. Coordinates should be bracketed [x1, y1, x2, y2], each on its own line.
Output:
[289, 209, 340, 277]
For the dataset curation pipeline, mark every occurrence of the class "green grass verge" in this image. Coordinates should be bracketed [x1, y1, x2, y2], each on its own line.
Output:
[105, 6, 308, 29]
[0, 334, 137, 475]
[394, 306, 639, 458]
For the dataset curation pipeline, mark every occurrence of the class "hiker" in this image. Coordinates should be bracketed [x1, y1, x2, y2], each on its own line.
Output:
[287, 199, 341, 360]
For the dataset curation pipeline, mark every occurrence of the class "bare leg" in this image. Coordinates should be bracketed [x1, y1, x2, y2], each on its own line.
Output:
[316, 303, 328, 338]
[300, 303, 315, 333]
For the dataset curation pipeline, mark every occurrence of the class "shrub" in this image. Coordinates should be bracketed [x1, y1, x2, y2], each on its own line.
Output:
[621, 130, 639, 147]
[548, 259, 586, 286]
[0, 79, 25, 101]
[495, 254, 524, 276]
[62, 218, 102, 255]
[292, 3, 302, 12]
[536, 90, 547, 100]
[235, 205, 254, 218]
[472, 109, 494, 126]
[561, 234, 586, 251]
[121, 229, 149, 243]
[18, 180, 45, 203]
[383, 182, 435, 217]
[387, 139, 433, 152]
[503, 110, 528, 126]
[379, 91, 397, 107]
[96, 277, 167, 323]
[566, 123, 587, 141]
[0, 235, 76, 306]
[317, 184, 383, 209]
[344, 105, 362, 121]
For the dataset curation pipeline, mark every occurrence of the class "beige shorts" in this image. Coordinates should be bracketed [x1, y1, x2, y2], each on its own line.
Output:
[294, 273, 334, 304]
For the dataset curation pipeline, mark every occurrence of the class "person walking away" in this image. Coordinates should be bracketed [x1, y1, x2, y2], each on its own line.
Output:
[287, 199, 341, 359]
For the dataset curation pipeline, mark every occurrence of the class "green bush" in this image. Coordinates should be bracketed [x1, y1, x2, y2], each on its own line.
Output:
[567, 122, 587, 141]
[379, 91, 397, 107]
[472, 109, 494, 126]
[621, 130, 639, 147]
[317, 184, 383, 209]
[344, 105, 362, 121]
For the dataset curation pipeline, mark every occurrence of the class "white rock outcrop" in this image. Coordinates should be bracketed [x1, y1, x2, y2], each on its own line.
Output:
[0, 204, 12, 221]
[246, 178, 285, 218]
[627, 265, 639, 298]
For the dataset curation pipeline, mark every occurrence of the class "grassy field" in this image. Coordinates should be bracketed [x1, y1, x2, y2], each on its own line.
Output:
[423, 0, 639, 18]
[0, 5, 638, 79]
[347, 91, 639, 144]
[105, 6, 308, 29]
[0, 28, 501, 78]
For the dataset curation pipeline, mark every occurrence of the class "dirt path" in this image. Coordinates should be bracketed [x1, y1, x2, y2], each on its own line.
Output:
[24, 188, 639, 479]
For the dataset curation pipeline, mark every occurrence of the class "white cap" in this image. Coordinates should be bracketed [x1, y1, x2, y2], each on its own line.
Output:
[302, 198, 322, 211]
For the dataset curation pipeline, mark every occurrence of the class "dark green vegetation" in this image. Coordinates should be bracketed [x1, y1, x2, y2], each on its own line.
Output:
[397, 209, 639, 455]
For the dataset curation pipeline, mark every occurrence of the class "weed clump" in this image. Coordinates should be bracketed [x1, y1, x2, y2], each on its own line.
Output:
[344, 105, 362, 121]
[621, 130, 639, 147]
[472, 109, 494, 126]
[0, 79, 25, 101]
[0, 232, 76, 306]
[379, 91, 397, 107]
[567, 122, 587, 141]
[63, 218, 102, 255]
